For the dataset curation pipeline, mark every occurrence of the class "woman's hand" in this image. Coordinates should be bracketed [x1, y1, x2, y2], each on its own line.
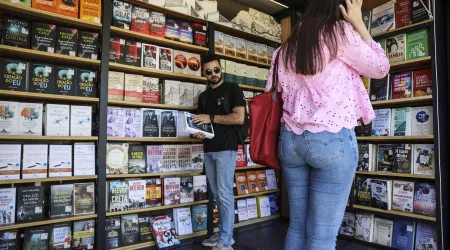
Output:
[340, 0, 372, 41]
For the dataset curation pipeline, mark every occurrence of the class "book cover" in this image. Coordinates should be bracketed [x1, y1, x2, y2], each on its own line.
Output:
[108, 71, 124, 100]
[50, 184, 73, 218]
[55, 66, 76, 95]
[371, 0, 395, 36]
[149, 11, 165, 38]
[128, 180, 146, 210]
[164, 177, 180, 205]
[45, 104, 70, 136]
[391, 71, 413, 99]
[413, 144, 434, 175]
[411, 0, 432, 24]
[182, 112, 213, 139]
[392, 180, 414, 213]
[193, 23, 207, 47]
[256, 196, 271, 218]
[268, 193, 279, 215]
[191, 144, 204, 170]
[79, 0, 101, 23]
[162, 145, 178, 172]
[31, 22, 56, 53]
[124, 108, 142, 138]
[77, 32, 99, 61]
[369, 76, 390, 101]
[191, 205, 207, 232]
[0, 101, 19, 135]
[377, 144, 394, 171]
[339, 212, 355, 236]
[394, 0, 411, 29]
[0, 188, 16, 225]
[372, 109, 391, 136]
[413, 68, 432, 97]
[179, 82, 194, 106]
[393, 144, 412, 173]
[193, 175, 207, 201]
[415, 223, 437, 250]
[50, 223, 72, 250]
[0, 230, 20, 250]
[143, 77, 159, 103]
[159, 47, 173, 72]
[406, 29, 429, 60]
[235, 37, 247, 59]
[72, 220, 95, 250]
[112, 0, 131, 30]
[237, 199, 248, 222]
[56, 0, 79, 18]
[131, 6, 150, 34]
[109, 37, 125, 63]
[246, 171, 259, 193]
[257, 44, 268, 64]
[179, 144, 192, 171]
[246, 41, 258, 61]
[150, 215, 180, 248]
[177, 112, 190, 139]
[256, 170, 269, 191]
[224, 34, 236, 56]
[107, 107, 125, 137]
[146, 145, 163, 173]
[16, 186, 44, 222]
[355, 213, 374, 242]
[74, 143, 95, 176]
[2, 17, 30, 48]
[246, 198, 257, 219]
[362, 11, 372, 31]
[411, 106, 433, 136]
[161, 110, 177, 138]
[124, 41, 142, 67]
[236, 145, 247, 167]
[105, 217, 121, 249]
[74, 183, 95, 215]
[108, 181, 129, 212]
[49, 145, 72, 177]
[414, 182, 436, 216]
[145, 178, 162, 207]
[32, 0, 56, 12]
[1, 59, 27, 92]
[106, 143, 129, 175]
[392, 219, 415, 250]
[391, 107, 412, 136]
[22, 144, 48, 179]
[55, 27, 78, 56]
[28, 63, 54, 94]
[165, 18, 180, 41]
[141, 44, 159, 70]
[70, 105, 92, 136]
[138, 216, 153, 242]
[371, 179, 392, 210]
[357, 143, 374, 171]
[373, 218, 394, 247]
[235, 172, 249, 195]
[266, 169, 278, 190]
[179, 21, 193, 44]
[214, 31, 224, 53]
[142, 108, 161, 137]
[163, 80, 180, 105]
[19, 102, 43, 135]
[24, 226, 50, 250]
[0, 144, 21, 180]
[173, 207, 193, 236]
[128, 144, 146, 174]
[355, 176, 372, 206]
[180, 176, 194, 203]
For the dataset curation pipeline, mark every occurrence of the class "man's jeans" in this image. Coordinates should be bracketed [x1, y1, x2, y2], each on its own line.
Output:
[204, 150, 237, 246]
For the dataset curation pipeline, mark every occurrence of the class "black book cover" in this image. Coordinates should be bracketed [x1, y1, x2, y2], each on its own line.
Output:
[76, 69, 97, 97]
[138, 216, 152, 242]
[412, 0, 432, 24]
[357, 144, 370, 171]
[0, 58, 27, 91]
[355, 176, 372, 206]
[2, 17, 30, 48]
[109, 37, 125, 63]
[120, 214, 140, 246]
[72, 220, 95, 250]
[74, 183, 95, 216]
[55, 66, 76, 95]
[377, 144, 394, 172]
[24, 226, 51, 250]
[28, 62, 55, 94]
[77, 32, 99, 60]
[0, 230, 20, 250]
[369, 76, 389, 101]
[105, 217, 121, 249]
[393, 144, 412, 173]
[124, 40, 142, 67]
[128, 144, 146, 174]
[56, 27, 78, 56]
[112, 0, 132, 29]
[371, 179, 389, 210]
[50, 184, 74, 218]
[31, 22, 56, 53]
[142, 109, 160, 137]
[355, 119, 372, 136]
[160, 110, 177, 137]
[50, 223, 72, 250]
[16, 186, 44, 222]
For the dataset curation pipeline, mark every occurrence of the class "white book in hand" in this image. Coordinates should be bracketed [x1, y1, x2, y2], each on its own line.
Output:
[182, 112, 214, 139]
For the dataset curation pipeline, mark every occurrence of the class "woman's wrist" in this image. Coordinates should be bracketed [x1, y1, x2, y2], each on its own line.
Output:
[353, 20, 372, 41]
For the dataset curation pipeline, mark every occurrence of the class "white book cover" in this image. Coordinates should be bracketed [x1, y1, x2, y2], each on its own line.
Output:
[70, 105, 92, 136]
[392, 180, 414, 213]
[178, 144, 192, 171]
[22, 144, 48, 179]
[413, 144, 434, 175]
[193, 84, 207, 106]
[177, 111, 190, 138]
[246, 198, 257, 219]
[179, 82, 194, 107]
[0, 101, 19, 135]
[141, 43, 159, 69]
[373, 218, 394, 247]
[355, 213, 374, 242]
[147, 145, 163, 173]
[106, 143, 129, 175]
[244, 144, 257, 167]
[163, 177, 180, 205]
[191, 144, 204, 170]
[128, 180, 146, 209]
[371, 0, 395, 35]
[45, 104, 70, 136]
[158, 46, 173, 72]
[124, 108, 143, 138]
[182, 112, 214, 139]
[74, 143, 96, 176]
[19, 102, 43, 136]
[411, 106, 433, 135]
[0, 144, 21, 180]
[237, 199, 248, 221]
[160, 110, 178, 138]
[124, 74, 144, 102]
[163, 80, 180, 105]
[390, 107, 411, 136]
[162, 145, 178, 172]
[266, 169, 278, 190]
[174, 207, 193, 235]
[372, 109, 392, 136]
[107, 107, 125, 137]
[243, 91, 253, 99]
[257, 196, 271, 218]
[49, 145, 72, 177]
[0, 188, 16, 225]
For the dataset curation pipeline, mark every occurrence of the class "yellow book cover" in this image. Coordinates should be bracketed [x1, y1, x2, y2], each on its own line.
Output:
[79, 0, 101, 23]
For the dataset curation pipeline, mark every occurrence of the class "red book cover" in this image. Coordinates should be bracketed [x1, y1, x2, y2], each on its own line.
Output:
[150, 215, 180, 249]
[246, 171, 259, 193]
[56, 0, 79, 18]
[413, 69, 432, 97]
[391, 71, 413, 99]
[131, 6, 150, 34]
[149, 11, 166, 38]
[395, 0, 412, 29]
[236, 145, 247, 167]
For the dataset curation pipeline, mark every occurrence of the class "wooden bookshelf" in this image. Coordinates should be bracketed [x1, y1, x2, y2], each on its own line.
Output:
[356, 135, 433, 142]
[107, 170, 204, 179]
[235, 165, 267, 171]
[235, 189, 280, 199]
[106, 200, 209, 217]
[110, 27, 209, 53]
[215, 23, 279, 47]
[107, 137, 202, 143]
[234, 214, 281, 229]
[356, 171, 435, 180]
[238, 84, 265, 91]
[0, 45, 101, 68]
[108, 100, 197, 111]
[109, 63, 206, 82]
[216, 52, 271, 68]
[0, 176, 98, 185]
[0, 214, 97, 231]
[0, 1, 102, 30]
[352, 205, 436, 222]
[372, 19, 434, 39]
[0, 90, 99, 103]
[390, 56, 432, 73]
[371, 96, 433, 108]
[0, 136, 98, 141]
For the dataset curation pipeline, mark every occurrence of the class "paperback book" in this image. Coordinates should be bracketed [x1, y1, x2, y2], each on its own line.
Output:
[149, 11, 165, 38]
[126, 42, 143, 65]
[74, 183, 95, 215]
[131, 6, 150, 34]
[237, 199, 248, 222]
[146, 145, 163, 173]
[411, 0, 433, 23]
[143, 77, 159, 103]
[109, 37, 125, 63]
[28, 63, 54, 94]
[246, 171, 259, 193]
[45, 104, 70, 136]
[392, 219, 415, 250]
[182, 112, 214, 139]
[55, 27, 78, 56]
[105, 217, 121, 249]
[355, 213, 375, 242]
[165, 18, 180, 41]
[355, 176, 372, 206]
[163, 80, 180, 105]
[77, 32, 99, 59]
[160, 110, 177, 138]
[142, 108, 161, 137]
[339, 212, 355, 237]
[178, 144, 192, 171]
[373, 218, 394, 247]
[124, 74, 143, 101]
[191, 144, 204, 170]
[150, 215, 180, 249]
[164, 177, 181, 205]
[159, 47, 173, 72]
[0, 188, 16, 225]
[108, 71, 125, 100]
[162, 145, 178, 172]
[16, 186, 44, 222]
[369, 76, 390, 101]
[372, 109, 391, 136]
[49, 145, 72, 177]
[55, 66, 76, 95]
[391, 71, 412, 99]
[173, 207, 193, 236]
[31, 22, 56, 52]
[357, 143, 374, 171]
[246, 198, 258, 219]
[268, 193, 279, 215]
[193, 175, 207, 201]
[393, 144, 412, 173]
[19, 102, 43, 135]
[141, 44, 159, 70]
[386, 34, 406, 63]
[392, 180, 414, 213]
[24, 226, 50, 250]
[370, 0, 395, 36]
[191, 205, 207, 232]
[377, 144, 394, 172]
[106, 143, 129, 175]
[128, 180, 146, 209]
[0, 230, 20, 249]
[121, 214, 140, 246]
[50, 223, 72, 250]
[0, 144, 21, 180]
[413, 144, 434, 175]
[128, 144, 146, 174]
[79, 0, 101, 23]
[256, 196, 271, 218]
[76, 69, 97, 97]
[256, 170, 269, 191]
[415, 223, 437, 250]
[214, 31, 224, 54]
[139, 216, 153, 242]
[1, 59, 27, 92]
[371, 179, 392, 210]
[146, 178, 162, 207]
[406, 29, 429, 61]
[266, 169, 278, 190]
[413, 68, 432, 97]
[180, 176, 194, 203]
[74, 143, 96, 176]
[50, 184, 74, 218]
[235, 172, 249, 195]
[355, 120, 372, 137]
[390, 107, 412, 136]
[112, 0, 132, 30]
[414, 182, 436, 216]
[2, 17, 30, 48]
[22, 144, 48, 179]
[72, 220, 95, 250]
[0, 101, 19, 135]
[70, 105, 92, 136]
[411, 106, 433, 136]
[394, 0, 411, 28]
[108, 181, 129, 212]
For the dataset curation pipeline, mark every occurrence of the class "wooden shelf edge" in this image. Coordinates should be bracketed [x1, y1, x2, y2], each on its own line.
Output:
[356, 135, 434, 141]
[109, 63, 206, 82]
[107, 137, 202, 143]
[352, 205, 436, 222]
[235, 165, 267, 171]
[0, 90, 99, 103]
[108, 100, 197, 111]
[355, 171, 435, 179]
[238, 84, 265, 91]
[0, 136, 98, 141]
[234, 214, 281, 229]
[216, 52, 271, 68]
[0, 214, 97, 231]
[371, 96, 433, 107]
[389, 56, 431, 72]
[235, 189, 280, 199]
[0, 175, 98, 184]
[106, 200, 209, 217]
[107, 170, 204, 179]
[372, 19, 434, 39]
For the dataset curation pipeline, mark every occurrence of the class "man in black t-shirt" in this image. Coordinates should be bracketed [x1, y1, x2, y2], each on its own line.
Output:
[191, 56, 246, 250]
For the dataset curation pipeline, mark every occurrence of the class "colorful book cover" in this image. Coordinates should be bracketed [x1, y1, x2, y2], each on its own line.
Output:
[371, 0, 395, 35]
[235, 172, 249, 195]
[72, 220, 95, 250]
[142, 44, 159, 70]
[131, 6, 150, 34]
[28, 63, 55, 94]
[80, 0, 101, 23]
[31, 22, 56, 53]
[178, 144, 192, 171]
[108, 181, 129, 212]
[145, 178, 162, 207]
[246, 171, 259, 193]
[179, 21, 193, 44]
[237, 199, 248, 222]
[2, 17, 30, 48]
[76, 69, 97, 97]
[32, 0, 56, 11]
[108, 71, 124, 100]
[391, 107, 412, 136]
[165, 18, 180, 41]
[414, 182, 436, 216]
[0, 101, 19, 135]
[377, 144, 394, 171]
[149, 11, 165, 38]
[19, 102, 43, 135]
[191, 205, 207, 232]
[55, 27, 78, 57]
[146, 145, 163, 173]
[162, 145, 178, 172]
[393, 144, 412, 173]
[1, 59, 28, 92]
[268, 193, 279, 215]
[415, 223, 437, 250]
[193, 175, 207, 201]
[392, 220, 415, 250]
[142, 77, 159, 103]
[191, 144, 204, 170]
[77, 32, 99, 60]
[124, 41, 142, 67]
[411, 106, 433, 136]
[246, 198, 257, 219]
[109, 37, 125, 63]
[372, 109, 391, 136]
[256, 196, 271, 218]
[50, 223, 72, 250]
[256, 170, 269, 191]
[164, 177, 181, 206]
[392, 180, 414, 213]
[406, 29, 429, 60]
[150, 215, 180, 249]
[391, 72, 412, 99]
[236, 145, 247, 167]
[214, 31, 224, 54]
[128, 180, 146, 210]
[74, 183, 95, 216]
[413, 144, 434, 175]
[112, 0, 131, 30]
[394, 0, 412, 29]
[355, 176, 372, 206]
[413, 68, 432, 97]
[56, 0, 79, 18]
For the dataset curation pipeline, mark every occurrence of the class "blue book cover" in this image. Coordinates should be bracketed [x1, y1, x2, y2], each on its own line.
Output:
[268, 193, 279, 215]
[191, 205, 207, 232]
[392, 220, 415, 250]
[415, 223, 437, 250]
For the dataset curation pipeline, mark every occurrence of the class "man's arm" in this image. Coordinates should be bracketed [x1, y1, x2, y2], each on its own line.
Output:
[212, 106, 245, 125]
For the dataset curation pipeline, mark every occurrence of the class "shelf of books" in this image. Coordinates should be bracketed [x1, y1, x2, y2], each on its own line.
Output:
[371, 95, 433, 108]
[107, 137, 202, 142]
[215, 52, 271, 68]
[107, 170, 204, 179]
[352, 205, 436, 222]
[355, 171, 434, 180]
[235, 189, 280, 199]
[0, 136, 98, 141]
[106, 200, 209, 217]
[0, 214, 98, 231]
[1, 175, 98, 184]
[0, 90, 100, 103]
[356, 135, 434, 142]
[109, 63, 206, 82]
[372, 19, 434, 39]
[108, 100, 198, 111]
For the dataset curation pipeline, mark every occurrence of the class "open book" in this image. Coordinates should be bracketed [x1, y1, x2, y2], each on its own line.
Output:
[182, 112, 214, 139]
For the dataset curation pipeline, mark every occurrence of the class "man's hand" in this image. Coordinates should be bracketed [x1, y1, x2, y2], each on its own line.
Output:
[192, 132, 206, 139]
[192, 114, 211, 125]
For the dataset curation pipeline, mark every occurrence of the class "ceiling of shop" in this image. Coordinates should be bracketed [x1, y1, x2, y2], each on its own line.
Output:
[233, 0, 306, 15]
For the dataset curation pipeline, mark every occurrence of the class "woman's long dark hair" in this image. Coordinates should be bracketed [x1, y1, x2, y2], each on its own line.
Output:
[282, 0, 347, 75]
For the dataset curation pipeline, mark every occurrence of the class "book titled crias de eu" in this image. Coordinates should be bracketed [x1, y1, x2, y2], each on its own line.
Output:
[16, 186, 44, 222]
[51, 184, 74, 218]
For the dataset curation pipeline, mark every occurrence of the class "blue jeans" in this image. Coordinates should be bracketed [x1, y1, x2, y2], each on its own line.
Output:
[279, 124, 358, 250]
[204, 150, 237, 246]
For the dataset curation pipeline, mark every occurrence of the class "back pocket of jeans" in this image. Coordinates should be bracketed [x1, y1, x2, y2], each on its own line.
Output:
[304, 130, 344, 163]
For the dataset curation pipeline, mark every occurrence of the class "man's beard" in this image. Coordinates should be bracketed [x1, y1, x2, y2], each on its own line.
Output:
[207, 75, 222, 85]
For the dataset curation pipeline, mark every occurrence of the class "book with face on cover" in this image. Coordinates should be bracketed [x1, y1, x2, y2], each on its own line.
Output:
[160, 110, 178, 138]
[142, 108, 161, 138]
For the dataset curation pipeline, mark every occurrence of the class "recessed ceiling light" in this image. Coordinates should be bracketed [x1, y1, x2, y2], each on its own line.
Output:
[270, 0, 289, 8]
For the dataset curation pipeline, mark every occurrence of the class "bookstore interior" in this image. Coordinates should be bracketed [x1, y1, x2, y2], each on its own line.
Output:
[0, 0, 448, 249]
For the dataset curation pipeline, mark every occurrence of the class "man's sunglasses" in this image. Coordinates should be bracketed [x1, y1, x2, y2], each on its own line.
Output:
[205, 67, 221, 76]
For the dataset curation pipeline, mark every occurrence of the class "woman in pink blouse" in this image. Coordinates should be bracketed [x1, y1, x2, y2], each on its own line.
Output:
[265, 0, 389, 249]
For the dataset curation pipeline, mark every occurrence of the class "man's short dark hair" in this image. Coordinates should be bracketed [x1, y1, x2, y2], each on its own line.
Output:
[201, 55, 221, 68]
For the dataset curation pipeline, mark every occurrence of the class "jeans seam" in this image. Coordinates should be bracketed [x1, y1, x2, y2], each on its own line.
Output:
[291, 133, 305, 161]
[305, 131, 344, 163]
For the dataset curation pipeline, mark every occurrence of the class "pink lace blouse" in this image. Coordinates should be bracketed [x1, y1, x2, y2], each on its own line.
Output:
[265, 21, 390, 134]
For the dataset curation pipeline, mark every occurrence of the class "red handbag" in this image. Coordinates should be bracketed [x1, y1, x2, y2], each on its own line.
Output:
[247, 52, 283, 169]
